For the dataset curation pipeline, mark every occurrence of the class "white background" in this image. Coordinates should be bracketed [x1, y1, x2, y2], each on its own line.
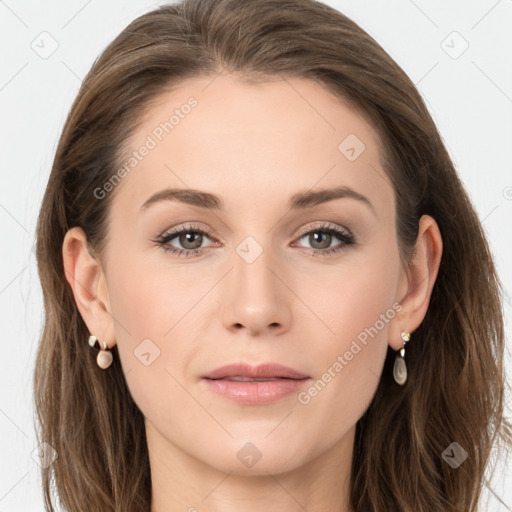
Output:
[0, 0, 511, 510]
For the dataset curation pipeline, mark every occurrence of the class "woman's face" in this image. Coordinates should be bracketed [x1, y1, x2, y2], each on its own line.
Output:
[98, 74, 410, 476]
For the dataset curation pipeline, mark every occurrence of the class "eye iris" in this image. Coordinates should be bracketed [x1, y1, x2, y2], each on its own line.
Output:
[310, 231, 331, 249]
[180, 232, 202, 249]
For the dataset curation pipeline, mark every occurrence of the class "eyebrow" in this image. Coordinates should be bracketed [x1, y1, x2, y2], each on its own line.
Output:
[140, 185, 376, 216]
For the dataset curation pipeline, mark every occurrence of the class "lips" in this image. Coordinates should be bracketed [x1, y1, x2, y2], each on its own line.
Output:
[202, 362, 309, 381]
[202, 362, 311, 405]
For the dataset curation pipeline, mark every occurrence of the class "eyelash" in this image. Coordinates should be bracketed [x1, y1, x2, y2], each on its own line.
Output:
[154, 222, 356, 258]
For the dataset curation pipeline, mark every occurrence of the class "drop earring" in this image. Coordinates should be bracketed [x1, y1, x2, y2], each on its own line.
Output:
[393, 331, 410, 385]
[88, 335, 113, 370]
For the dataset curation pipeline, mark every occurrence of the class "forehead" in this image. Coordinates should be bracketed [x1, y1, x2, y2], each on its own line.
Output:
[111, 73, 391, 217]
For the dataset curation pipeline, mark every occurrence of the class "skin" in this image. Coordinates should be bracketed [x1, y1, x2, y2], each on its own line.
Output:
[63, 73, 442, 512]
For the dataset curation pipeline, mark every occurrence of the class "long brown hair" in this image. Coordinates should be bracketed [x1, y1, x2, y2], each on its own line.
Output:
[33, 0, 511, 510]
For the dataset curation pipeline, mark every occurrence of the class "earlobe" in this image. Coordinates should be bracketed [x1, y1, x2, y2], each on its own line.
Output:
[389, 214, 443, 350]
[62, 227, 116, 348]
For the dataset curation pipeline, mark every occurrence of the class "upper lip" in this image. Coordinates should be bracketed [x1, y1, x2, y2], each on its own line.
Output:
[202, 362, 309, 380]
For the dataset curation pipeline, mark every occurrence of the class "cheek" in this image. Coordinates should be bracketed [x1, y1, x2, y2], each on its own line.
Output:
[304, 242, 400, 343]
[105, 258, 195, 427]
[299, 249, 400, 417]
[104, 250, 176, 378]
[105, 251, 215, 402]
[107, 250, 188, 340]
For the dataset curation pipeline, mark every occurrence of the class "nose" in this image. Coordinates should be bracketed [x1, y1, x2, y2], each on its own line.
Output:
[221, 245, 292, 337]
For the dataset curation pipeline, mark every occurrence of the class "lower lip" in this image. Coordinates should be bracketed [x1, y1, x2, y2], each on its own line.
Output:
[202, 378, 310, 405]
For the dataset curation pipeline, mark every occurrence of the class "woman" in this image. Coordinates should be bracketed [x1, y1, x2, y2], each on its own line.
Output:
[33, 0, 511, 510]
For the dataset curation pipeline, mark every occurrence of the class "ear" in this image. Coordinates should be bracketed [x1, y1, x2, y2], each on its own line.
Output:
[62, 227, 116, 349]
[388, 214, 443, 350]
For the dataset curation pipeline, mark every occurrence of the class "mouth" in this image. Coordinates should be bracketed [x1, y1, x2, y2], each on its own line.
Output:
[202, 362, 310, 405]
[213, 376, 299, 382]
[202, 362, 309, 380]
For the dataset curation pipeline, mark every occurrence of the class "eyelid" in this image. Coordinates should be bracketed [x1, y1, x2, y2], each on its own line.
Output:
[157, 221, 351, 243]
[294, 221, 352, 238]
[155, 220, 355, 257]
[159, 223, 216, 239]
